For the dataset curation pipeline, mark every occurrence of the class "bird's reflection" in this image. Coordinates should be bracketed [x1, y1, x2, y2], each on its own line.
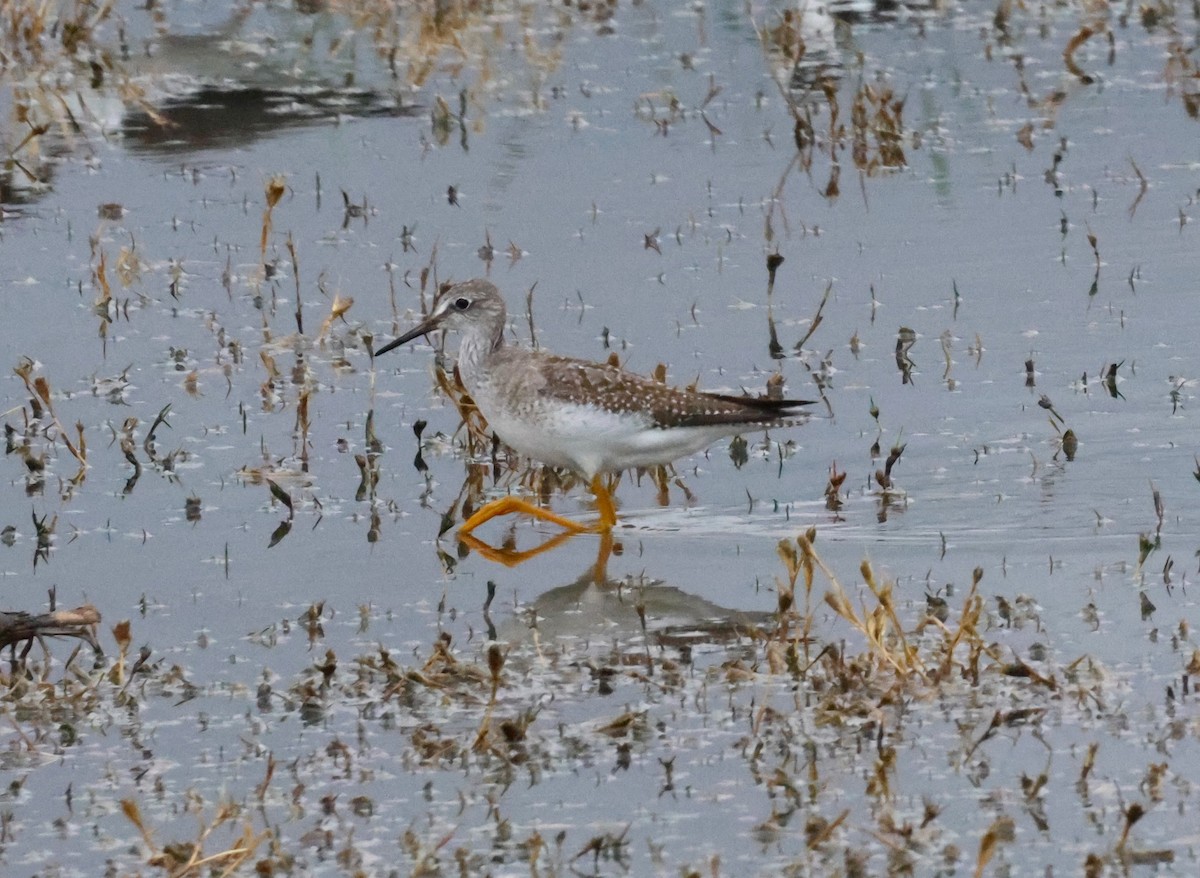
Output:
[480, 539, 773, 659]
[459, 528, 609, 574]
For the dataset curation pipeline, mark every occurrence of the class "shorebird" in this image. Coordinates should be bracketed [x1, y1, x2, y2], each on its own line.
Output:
[377, 279, 813, 535]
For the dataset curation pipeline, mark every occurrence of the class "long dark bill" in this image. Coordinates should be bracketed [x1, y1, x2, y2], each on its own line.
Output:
[376, 314, 442, 356]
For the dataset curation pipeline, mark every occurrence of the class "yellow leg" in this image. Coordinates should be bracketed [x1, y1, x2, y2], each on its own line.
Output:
[458, 526, 615, 575]
[589, 474, 617, 533]
[459, 475, 618, 537]
[459, 495, 592, 536]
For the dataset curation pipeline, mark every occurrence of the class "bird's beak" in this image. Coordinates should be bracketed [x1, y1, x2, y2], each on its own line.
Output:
[376, 313, 443, 356]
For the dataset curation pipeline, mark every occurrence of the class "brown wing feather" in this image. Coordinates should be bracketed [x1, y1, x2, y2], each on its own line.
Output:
[532, 354, 813, 429]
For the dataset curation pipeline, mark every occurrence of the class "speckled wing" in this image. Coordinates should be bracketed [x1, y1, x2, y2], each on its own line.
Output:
[531, 354, 813, 429]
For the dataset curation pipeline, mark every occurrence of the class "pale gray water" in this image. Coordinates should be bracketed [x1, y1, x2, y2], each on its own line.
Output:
[1, 0, 1199, 874]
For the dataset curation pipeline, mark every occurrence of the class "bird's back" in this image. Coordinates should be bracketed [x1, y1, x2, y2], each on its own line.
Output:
[466, 347, 811, 477]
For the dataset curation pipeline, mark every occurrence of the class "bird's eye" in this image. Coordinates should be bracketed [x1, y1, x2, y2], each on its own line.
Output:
[453, 297, 471, 311]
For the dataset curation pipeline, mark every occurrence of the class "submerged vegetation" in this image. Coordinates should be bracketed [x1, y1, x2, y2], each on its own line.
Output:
[3, 532, 1188, 875]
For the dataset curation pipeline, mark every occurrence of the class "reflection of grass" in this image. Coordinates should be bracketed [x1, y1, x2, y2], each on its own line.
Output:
[2, 534, 1182, 874]
[0, 0, 568, 186]
[756, 1, 1200, 219]
[772, 528, 1054, 697]
[1, 0, 159, 186]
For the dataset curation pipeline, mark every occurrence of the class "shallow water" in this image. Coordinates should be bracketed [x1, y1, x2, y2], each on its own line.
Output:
[1, 0, 1199, 874]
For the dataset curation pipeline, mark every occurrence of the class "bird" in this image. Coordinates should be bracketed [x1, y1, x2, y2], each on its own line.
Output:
[377, 278, 813, 535]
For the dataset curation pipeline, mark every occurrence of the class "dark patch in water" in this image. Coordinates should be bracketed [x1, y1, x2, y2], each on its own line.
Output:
[122, 86, 422, 154]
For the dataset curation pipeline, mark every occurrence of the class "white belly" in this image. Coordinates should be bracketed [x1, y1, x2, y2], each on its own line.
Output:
[484, 400, 731, 479]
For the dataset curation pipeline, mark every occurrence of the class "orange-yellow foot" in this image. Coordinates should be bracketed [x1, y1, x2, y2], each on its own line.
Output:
[458, 477, 619, 537]
[459, 495, 593, 536]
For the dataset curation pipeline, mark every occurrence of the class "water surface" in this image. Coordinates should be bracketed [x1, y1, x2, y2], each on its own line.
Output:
[1, 0, 1198, 874]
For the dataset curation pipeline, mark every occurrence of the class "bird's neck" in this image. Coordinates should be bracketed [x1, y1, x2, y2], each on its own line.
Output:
[456, 315, 505, 391]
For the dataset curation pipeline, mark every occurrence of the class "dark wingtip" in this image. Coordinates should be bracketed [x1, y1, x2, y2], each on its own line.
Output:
[709, 393, 818, 412]
[668, 394, 818, 428]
